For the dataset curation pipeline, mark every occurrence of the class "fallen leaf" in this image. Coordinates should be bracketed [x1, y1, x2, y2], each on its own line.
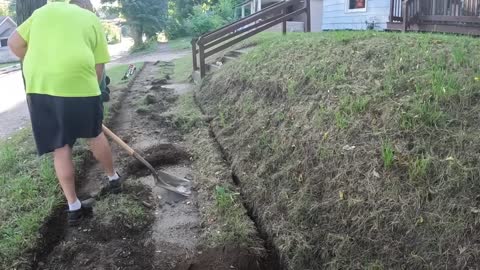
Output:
[342, 145, 356, 151]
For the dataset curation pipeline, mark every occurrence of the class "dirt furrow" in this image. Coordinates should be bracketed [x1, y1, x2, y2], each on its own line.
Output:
[36, 62, 201, 270]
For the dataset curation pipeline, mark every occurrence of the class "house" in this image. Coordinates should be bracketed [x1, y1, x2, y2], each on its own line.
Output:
[235, 0, 480, 34]
[0, 16, 18, 63]
[193, 0, 479, 78]
[235, 0, 390, 31]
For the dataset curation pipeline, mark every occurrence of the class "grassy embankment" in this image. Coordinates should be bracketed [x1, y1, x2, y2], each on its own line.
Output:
[196, 31, 480, 269]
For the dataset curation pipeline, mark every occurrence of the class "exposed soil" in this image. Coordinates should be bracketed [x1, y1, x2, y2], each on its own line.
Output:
[174, 246, 272, 270]
[32, 61, 274, 270]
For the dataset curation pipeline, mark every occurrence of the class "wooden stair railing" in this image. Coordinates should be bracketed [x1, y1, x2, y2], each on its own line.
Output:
[192, 0, 311, 78]
[390, 0, 420, 29]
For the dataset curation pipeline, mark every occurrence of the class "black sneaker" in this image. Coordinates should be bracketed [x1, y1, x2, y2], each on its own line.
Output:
[108, 174, 123, 194]
[67, 199, 94, 226]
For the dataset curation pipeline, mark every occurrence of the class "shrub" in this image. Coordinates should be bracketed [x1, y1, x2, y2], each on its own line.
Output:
[102, 22, 121, 45]
[186, 6, 226, 37]
[166, 17, 189, 40]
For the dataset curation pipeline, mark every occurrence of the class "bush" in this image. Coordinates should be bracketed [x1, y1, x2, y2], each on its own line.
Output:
[214, 0, 236, 22]
[103, 22, 121, 45]
[186, 6, 226, 37]
[166, 17, 189, 40]
[166, 0, 237, 38]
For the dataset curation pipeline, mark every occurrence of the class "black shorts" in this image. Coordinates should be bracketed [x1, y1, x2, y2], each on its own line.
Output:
[27, 94, 103, 155]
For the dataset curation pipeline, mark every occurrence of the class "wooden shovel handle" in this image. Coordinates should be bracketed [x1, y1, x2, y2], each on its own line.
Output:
[102, 125, 135, 156]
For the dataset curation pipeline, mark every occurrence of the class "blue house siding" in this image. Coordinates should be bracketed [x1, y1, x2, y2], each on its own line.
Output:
[322, 0, 390, 30]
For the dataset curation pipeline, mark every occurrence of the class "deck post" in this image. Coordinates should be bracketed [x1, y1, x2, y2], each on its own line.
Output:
[191, 38, 198, 71]
[402, 0, 409, 31]
[199, 45, 206, 78]
[306, 0, 311, 32]
[389, 0, 394, 22]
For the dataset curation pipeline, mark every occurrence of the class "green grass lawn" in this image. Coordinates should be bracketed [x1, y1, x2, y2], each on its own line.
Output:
[173, 56, 193, 83]
[106, 62, 144, 87]
[0, 130, 62, 268]
[129, 40, 159, 54]
[167, 37, 192, 51]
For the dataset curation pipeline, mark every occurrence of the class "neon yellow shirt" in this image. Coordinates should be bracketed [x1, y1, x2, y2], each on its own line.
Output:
[17, 3, 110, 97]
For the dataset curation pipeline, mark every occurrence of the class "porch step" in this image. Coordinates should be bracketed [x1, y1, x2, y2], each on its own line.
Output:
[208, 63, 222, 72]
[225, 50, 245, 58]
[222, 56, 237, 63]
[193, 47, 253, 84]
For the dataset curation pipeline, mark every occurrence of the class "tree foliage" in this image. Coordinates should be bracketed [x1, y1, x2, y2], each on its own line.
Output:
[101, 0, 167, 46]
[166, 0, 238, 39]
[16, 0, 47, 24]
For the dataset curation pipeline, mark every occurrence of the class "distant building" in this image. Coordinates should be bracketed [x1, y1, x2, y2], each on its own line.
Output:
[0, 16, 18, 63]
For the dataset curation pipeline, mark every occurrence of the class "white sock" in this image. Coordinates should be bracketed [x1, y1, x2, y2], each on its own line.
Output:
[108, 172, 120, 181]
[69, 199, 81, 211]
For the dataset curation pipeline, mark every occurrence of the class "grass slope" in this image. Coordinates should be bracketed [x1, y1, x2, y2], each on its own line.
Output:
[197, 31, 480, 269]
[0, 130, 62, 268]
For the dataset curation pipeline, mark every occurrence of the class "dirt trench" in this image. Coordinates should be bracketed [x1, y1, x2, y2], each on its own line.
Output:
[32, 62, 275, 270]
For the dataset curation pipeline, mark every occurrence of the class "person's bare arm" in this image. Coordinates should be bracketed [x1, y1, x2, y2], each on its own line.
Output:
[8, 31, 28, 60]
[96, 64, 105, 84]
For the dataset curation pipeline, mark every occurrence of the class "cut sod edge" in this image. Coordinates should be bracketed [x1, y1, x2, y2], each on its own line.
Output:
[193, 91, 284, 270]
[29, 63, 149, 268]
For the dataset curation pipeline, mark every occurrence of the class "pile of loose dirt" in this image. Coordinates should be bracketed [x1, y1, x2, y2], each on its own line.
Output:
[196, 32, 480, 269]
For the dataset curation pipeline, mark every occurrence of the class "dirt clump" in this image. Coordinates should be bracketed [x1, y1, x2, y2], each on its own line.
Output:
[126, 143, 190, 175]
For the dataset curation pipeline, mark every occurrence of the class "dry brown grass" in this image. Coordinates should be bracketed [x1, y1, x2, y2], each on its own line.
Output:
[196, 31, 480, 269]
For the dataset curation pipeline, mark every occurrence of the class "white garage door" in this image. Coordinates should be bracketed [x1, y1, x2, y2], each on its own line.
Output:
[310, 0, 323, 32]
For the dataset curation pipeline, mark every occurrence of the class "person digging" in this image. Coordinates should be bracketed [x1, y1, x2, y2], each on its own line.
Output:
[8, 0, 122, 226]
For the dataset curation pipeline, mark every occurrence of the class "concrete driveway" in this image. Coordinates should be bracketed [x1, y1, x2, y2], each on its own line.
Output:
[0, 71, 29, 139]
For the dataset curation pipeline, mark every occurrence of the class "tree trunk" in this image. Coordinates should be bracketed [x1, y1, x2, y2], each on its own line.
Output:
[15, 0, 47, 90]
[133, 26, 144, 47]
[16, 0, 47, 25]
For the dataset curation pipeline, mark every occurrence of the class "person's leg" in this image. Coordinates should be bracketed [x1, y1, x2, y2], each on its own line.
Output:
[88, 132, 115, 177]
[53, 145, 77, 204]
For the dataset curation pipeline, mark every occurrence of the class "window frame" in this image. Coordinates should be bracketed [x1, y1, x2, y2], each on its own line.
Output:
[0, 38, 8, 47]
[345, 0, 368, 13]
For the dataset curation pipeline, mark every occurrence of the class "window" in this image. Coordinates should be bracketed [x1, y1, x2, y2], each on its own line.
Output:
[346, 0, 367, 12]
[0, 39, 7, 47]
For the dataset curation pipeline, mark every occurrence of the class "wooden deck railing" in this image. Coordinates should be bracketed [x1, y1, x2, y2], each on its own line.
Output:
[390, 0, 480, 30]
[192, 0, 311, 78]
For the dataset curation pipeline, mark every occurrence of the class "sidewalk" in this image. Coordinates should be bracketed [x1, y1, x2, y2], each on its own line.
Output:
[0, 63, 21, 75]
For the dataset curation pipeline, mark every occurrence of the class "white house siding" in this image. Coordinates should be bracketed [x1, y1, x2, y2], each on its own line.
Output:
[0, 48, 18, 63]
[322, 0, 390, 30]
[311, 0, 324, 31]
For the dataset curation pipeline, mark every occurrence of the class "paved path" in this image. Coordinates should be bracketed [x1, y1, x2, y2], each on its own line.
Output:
[0, 71, 28, 139]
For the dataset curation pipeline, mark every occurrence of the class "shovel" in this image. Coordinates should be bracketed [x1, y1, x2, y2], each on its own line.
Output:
[102, 125, 191, 197]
